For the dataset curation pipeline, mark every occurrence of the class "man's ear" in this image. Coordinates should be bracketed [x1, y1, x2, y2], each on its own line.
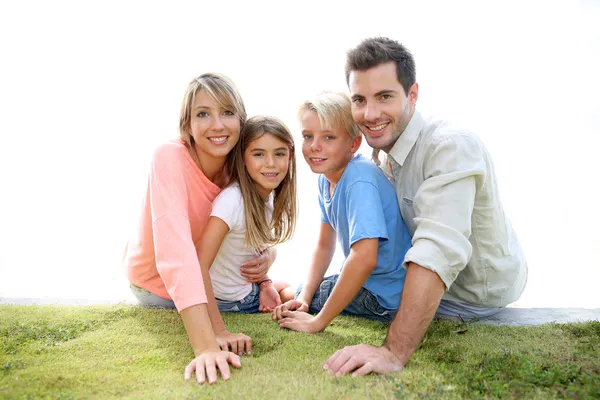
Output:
[350, 135, 362, 153]
[409, 82, 419, 106]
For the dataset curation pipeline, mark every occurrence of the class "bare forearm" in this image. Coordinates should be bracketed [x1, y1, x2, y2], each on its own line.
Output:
[383, 262, 445, 365]
[199, 263, 227, 334]
[315, 253, 374, 327]
[298, 246, 334, 304]
[180, 304, 219, 356]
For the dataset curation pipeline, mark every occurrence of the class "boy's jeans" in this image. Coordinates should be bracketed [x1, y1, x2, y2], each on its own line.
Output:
[296, 274, 397, 322]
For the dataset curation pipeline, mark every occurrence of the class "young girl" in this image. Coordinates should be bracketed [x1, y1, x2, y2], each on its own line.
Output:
[125, 73, 275, 384]
[196, 116, 298, 316]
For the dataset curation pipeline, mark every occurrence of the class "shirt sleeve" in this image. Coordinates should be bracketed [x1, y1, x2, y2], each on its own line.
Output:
[345, 181, 389, 246]
[403, 134, 486, 290]
[211, 186, 242, 231]
[149, 146, 207, 311]
[318, 175, 330, 225]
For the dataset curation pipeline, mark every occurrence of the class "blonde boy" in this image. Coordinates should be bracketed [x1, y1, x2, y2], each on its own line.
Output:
[273, 92, 411, 333]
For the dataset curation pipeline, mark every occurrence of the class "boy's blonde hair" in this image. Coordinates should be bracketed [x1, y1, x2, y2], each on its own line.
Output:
[229, 116, 297, 251]
[179, 73, 247, 146]
[297, 92, 361, 139]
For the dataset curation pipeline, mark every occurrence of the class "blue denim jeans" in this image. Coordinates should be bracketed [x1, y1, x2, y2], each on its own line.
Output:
[130, 282, 260, 314]
[297, 275, 396, 322]
[130, 283, 176, 308]
[215, 283, 260, 314]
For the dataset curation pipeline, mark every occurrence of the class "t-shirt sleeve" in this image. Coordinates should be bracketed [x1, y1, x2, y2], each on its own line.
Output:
[210, 186, 243, 230]
[318, 175, 330, 225]
[149, 146, 207, 311]
[345, 181, 389, 246]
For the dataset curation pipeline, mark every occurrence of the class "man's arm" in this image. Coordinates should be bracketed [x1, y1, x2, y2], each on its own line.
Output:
[325, 135, 484, 376]
[383, 262, 445, 364]
[322, 261, 445, 376]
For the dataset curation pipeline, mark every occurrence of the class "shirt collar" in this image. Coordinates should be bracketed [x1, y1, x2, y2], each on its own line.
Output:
[388, 109, 424, 166]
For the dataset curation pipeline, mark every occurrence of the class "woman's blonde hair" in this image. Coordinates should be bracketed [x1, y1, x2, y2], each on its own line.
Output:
[178, 72, 247, 144]
[297, 92, 361, 139]
[229, 116, 297, 251]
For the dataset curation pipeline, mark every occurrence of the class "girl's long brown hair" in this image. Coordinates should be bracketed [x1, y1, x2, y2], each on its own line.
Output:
[228, 116, 297, 251]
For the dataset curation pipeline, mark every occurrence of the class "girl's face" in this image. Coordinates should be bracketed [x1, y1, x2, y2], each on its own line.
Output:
[244, 133, 291, 200]
[189, 90, 241, 160]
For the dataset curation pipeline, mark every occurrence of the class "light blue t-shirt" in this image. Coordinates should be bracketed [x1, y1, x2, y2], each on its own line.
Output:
[318, 154, 411, 310]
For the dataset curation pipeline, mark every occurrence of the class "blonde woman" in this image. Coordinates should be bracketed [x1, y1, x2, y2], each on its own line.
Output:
[124, 73, 275, 384]
[196, 116, 297, 318]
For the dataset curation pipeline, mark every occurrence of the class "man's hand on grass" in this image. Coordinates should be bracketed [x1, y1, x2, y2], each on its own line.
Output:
[277, 310, 323, 334]
[184, 349, 241, 384]
[323, 344, 404, 377]
[215, 330, 252, 355]
[259, 283, 281, 313]
[272, 299, 309, 320]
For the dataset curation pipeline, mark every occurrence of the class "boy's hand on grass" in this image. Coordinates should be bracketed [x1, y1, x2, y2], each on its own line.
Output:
[215, 330, 252, 355]
[278, 310, 323, 334]
[184, 349, 241, 384]
[323, 344, 404, 377]
[272, 299, 309, 320]
[259, 284, 281, 313]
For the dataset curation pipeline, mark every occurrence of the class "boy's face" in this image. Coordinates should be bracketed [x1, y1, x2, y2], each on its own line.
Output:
[300, 110, 361, 183]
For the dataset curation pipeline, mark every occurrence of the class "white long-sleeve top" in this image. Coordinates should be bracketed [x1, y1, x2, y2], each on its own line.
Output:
[384, 110, 527, 307]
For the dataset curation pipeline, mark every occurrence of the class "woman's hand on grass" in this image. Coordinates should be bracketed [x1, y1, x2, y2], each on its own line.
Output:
[277, 310, 323, 334]
[259, 284, 281, 313]
[240, 248, 275, 282]
[215, 330, 252, 355]
[184, 349, 241, 384]
[323, 344, 404, 377]
[272, 299, 309, 320]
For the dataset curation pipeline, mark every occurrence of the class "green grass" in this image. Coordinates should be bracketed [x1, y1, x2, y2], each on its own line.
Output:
[0, 306, 598, 399]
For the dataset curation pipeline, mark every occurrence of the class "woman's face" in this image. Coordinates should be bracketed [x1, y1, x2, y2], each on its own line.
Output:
[188, 90, 241, 160]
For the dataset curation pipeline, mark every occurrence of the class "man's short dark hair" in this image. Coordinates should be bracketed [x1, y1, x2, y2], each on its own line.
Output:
[345, 37, 416, 94]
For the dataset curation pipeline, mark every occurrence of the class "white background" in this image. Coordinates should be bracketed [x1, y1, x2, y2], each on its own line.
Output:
[0, 0, 598, 307]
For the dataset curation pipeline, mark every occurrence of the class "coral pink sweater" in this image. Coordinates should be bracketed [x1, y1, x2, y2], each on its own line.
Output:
[125, 140, 221, 311]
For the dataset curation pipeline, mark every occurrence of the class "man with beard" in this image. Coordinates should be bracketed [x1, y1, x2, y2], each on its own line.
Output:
[323, 37, 527, 377]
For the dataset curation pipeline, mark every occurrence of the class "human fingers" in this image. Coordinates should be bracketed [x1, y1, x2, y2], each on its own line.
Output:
[278, 318, 296, 330]
[219, 341, 229, 352]
[244, 336, 252, 355]
[216, 354, 231, 381]
[236, 338, 247, 355]
[336, 355, 363, 376]
[206, 358, 218, 384]
[283, 300, 303, 311]
[326, 347, 354, 374]
[240, 252, 268, 268]
[352, 361, 375, 377]
[195, 359, 207, 384]
[184, 359, 195, 381]
[281, 310, 298, 318]
[227, 352, 242, 368]
[273, 305, 283, 320]
[229, 339, 238, 355]
[323, 348, 342, 371]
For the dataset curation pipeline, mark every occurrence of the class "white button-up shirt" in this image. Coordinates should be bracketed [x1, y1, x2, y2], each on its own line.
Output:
[383, 110, 527, 307]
